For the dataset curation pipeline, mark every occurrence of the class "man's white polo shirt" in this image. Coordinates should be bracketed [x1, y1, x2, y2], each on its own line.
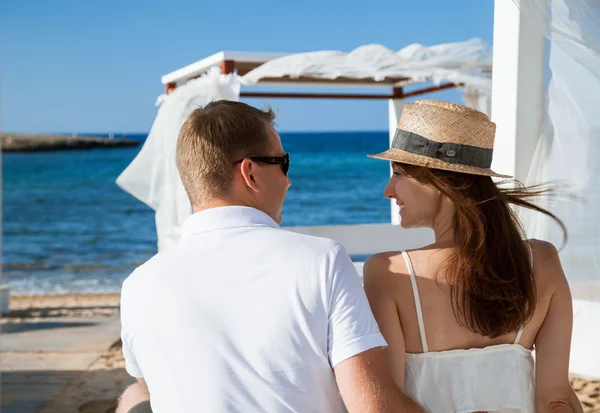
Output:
[121, 206, 386, 412]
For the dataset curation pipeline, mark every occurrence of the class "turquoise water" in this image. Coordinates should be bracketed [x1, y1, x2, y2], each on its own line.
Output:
[2, 132, 391, 294]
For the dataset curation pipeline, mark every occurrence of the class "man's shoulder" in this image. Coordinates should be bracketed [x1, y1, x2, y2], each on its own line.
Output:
[275, 228, 345, 255]
[122, 231, 347, 292]
[121, 250, 170, 292]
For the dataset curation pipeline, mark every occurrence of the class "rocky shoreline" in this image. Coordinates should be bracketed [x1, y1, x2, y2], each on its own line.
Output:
[1, 133, 140, 152]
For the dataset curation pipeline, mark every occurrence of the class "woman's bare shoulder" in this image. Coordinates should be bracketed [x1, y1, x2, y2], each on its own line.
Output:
[527, 238, 569, 290]
[365, 251, 405, 273]
[363, 251, 409, 287]
[527, 238, 559, 255]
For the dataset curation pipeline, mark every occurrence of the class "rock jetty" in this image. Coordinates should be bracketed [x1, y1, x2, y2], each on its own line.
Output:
[1, 133, 140, 152]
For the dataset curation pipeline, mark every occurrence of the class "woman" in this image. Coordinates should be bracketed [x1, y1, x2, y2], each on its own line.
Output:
[364, 100, 583, 413]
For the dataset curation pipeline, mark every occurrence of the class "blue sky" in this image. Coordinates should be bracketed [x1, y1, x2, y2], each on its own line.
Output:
[0, 0, 494, 133]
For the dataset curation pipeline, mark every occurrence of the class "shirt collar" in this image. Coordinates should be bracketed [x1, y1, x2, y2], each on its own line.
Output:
[181, 206, 280, 237]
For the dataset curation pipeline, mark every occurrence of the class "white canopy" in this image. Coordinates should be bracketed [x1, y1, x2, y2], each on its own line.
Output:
[241, 39, 492, 92]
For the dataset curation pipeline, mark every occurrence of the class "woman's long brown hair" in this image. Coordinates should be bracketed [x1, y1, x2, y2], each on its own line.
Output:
[394, 162, 567, 338]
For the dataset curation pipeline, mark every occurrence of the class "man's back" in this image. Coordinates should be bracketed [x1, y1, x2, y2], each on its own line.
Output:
[121, 206, 385, 412]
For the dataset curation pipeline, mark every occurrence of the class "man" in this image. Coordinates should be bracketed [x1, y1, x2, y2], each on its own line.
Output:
[117, 100, 423, 413]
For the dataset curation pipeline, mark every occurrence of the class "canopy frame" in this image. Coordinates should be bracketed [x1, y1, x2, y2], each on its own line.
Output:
[162, 52, 462, 100]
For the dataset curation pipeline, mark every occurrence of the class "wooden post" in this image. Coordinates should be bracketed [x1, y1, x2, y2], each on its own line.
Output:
[221, 60, 235, 74]
[165, 82, 177, 94]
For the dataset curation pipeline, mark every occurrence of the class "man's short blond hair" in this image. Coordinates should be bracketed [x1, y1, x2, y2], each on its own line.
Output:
[176, 100, 276, 206]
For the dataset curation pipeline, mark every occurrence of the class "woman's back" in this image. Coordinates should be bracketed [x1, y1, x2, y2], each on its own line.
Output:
[383, 241, 554, 353]
[365, 239, 575, 413]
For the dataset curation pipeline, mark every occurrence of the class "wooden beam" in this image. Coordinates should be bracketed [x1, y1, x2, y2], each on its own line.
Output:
[239, 83, 458, 100]
[220, 60, 235, 74]
[401, 82, 460, 98]
[240, 91, 393, 100]
[185, 70, 410, 86]
[165, 82, 177, 94]
[392, 87, 404, 98]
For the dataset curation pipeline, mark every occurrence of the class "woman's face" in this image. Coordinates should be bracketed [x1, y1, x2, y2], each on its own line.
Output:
[384, 164, 444, 229]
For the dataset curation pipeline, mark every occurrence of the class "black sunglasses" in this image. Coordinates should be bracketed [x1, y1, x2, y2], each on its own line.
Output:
[232, 153, 290, 176]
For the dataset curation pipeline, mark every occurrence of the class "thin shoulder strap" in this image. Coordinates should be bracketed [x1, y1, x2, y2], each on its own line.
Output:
[514, 327, 524, 345]
[401, 251, 429, 353]
[514, 242, 534, 345]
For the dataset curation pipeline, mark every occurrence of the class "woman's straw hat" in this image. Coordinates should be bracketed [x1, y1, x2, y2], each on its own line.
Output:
[368, 100, 511, 178]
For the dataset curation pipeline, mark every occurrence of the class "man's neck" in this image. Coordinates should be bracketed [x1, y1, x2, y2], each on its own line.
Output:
[192, 199, 254, 214]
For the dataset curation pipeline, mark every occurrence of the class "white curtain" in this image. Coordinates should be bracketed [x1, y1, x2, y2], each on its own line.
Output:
[513, 0, 600, 379]
[116, 67, 241, 251]
[512, 0, 600, 297]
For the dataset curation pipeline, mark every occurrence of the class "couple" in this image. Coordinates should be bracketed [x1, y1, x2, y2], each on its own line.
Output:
[117, 100, 582, 413]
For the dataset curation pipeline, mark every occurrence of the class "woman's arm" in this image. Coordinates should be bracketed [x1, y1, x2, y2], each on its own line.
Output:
[532, 241, 583, 413]
[364, 254, 407, 389]
[569, 387, 584, 413]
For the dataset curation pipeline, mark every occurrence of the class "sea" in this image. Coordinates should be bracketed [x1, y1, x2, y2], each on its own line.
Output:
[4, 131, 600, 297]
[2, 132, 392, 294]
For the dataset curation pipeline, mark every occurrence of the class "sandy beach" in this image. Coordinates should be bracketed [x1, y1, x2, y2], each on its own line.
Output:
[2, 293, 599, 412]
[2, 294, 129, 413]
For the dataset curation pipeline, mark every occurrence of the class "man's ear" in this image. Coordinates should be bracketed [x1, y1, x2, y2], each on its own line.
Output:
[240, 159, 259, 192]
